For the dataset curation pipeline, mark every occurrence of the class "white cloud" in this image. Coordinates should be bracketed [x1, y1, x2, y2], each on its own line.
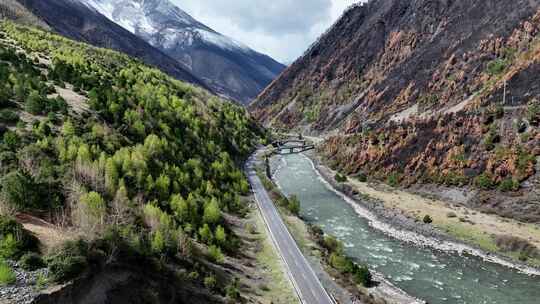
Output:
[174, 0, 360, 63]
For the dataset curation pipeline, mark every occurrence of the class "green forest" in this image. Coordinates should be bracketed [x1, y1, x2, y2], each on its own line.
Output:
[0, 20, 266, 293]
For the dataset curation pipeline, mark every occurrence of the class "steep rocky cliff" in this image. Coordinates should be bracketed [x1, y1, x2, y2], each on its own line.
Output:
[250, 0, 540, 222]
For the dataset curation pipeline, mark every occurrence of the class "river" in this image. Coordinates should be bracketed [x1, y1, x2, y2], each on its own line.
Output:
[272, 154, 540, 304]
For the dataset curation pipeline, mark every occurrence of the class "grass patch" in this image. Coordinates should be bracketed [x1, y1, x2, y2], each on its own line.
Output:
[486, 59, 509, 76]
[0, 259, 16, 286]
[252, 211, 299, 304]
[442, 223, 499, 252]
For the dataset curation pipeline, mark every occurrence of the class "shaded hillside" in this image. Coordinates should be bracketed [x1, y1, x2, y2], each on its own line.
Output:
[5, 0, 208, 90]
[250, 0, 540, 221]
[81, 0, 285, 105]
[0, 0, 50, 29]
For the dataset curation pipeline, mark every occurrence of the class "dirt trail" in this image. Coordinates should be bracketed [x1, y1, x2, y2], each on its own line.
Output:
[16, 214, 72, 253]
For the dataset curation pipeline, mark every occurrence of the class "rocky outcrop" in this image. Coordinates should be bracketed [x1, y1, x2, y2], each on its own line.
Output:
[0, 261, 47, 304]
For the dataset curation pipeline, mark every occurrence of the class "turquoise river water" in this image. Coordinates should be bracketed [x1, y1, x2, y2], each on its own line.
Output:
[273, 154, 540, 304]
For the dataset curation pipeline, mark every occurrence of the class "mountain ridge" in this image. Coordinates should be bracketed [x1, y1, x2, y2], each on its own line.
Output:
[2, 0, 210, 90]
[250, 0, 540, 222]
[81, 0, 285, 104]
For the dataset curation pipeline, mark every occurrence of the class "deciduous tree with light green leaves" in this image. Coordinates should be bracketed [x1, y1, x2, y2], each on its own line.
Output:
[203, 198, 221, 225]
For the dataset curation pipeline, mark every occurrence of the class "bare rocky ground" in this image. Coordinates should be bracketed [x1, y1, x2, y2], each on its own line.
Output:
[0, 261, 48, 304]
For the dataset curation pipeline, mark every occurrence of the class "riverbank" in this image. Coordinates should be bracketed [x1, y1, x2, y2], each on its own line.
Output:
[257, 150, 424, 304]
[305, 151, 540, 276]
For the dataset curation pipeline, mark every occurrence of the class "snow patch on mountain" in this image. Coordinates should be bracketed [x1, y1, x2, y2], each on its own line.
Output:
[83, 0, 114, 20]
[80, 0, 250, 53]
[82, 0, 158, 35]
[196, 29, 251, 53]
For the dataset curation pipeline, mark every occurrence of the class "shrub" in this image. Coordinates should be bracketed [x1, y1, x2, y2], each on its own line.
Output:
[441, 171, 468, 186]
[214, 225, 226, 247]
[2, 131, 19, 150]
[418, 94, 439, 106]
[35, 272, 49, 290]
[519, 251, 529, 262]
[1, 171, 41, 211]
[203, 198, 221, 225]
[355, 173, 368, 182]
[329, 252, 351, 272]
[48, 255, 87, 282]
[74, 192, 106, 235]
[0, 216, 39, 258]
[0, 234, 19, 259]
[225, 279, 240, 301]
[203, 275, 217, 290]
[423, 215, 433, 224]
[0, 110, 19, 124]
[474, 174, 494, 190]
[516, 147, 536, 177]
[498, 178, 519, 192]
[309, 224, 324, 239]
[150, 230, 165, 254]
[483, 128, 500, 151]
[387, 172, 400, 187]
[46, 240, 89, 282]
[0, 260, 16, 286]
[288, 195, 301, 215]
[207, 245, 224, 263]
[25, 91, 45, 115]
[486, 59, 508, 76]
[19, 252, 45, 271]
[520, 132, 531, 143]
[187, 271, 199, 281]
[352, 264, 372, 287]
[199, 224, 213, 244]
[322, 235, 343, 254]
[335, 173, 348, 183]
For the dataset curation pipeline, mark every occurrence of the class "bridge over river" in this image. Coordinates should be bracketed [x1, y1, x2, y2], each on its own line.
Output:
[270, 139, 315, 155]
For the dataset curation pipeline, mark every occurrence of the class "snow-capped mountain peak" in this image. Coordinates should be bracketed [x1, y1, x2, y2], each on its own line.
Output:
[79, 0, 285, 104]
[81, 0, 249, 53]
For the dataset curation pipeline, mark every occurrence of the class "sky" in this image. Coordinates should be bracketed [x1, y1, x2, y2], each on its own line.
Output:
[175, 0, 361, 64]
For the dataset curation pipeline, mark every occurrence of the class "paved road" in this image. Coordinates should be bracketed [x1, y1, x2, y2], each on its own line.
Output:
[246, 154, 334, 304]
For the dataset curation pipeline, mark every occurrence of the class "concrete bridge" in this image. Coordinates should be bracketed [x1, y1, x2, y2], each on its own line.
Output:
[271, 139, 315, 155]
[263, 137, 315, 178]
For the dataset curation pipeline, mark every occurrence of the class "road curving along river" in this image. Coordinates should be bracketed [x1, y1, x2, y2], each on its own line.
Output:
[272, 153, 540, 304]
